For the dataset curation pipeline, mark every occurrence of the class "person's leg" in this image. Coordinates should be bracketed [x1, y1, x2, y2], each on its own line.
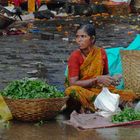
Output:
[28, 0, 35, 13]
[65, 85, 101, 112]
[65, 96, 81, 113]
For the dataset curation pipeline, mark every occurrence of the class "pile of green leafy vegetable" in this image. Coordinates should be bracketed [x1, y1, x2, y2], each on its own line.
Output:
[111, 107, 140, 123]
[1, 78, 65, 99]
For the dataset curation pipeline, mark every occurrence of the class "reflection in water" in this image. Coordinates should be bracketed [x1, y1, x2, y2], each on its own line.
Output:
[2, 119, 77, 140]
[96, 126, 140, 140]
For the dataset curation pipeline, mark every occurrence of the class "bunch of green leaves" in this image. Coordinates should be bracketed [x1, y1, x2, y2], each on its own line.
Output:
[1, 78, 64, 99]
[111, 107, 140, 123]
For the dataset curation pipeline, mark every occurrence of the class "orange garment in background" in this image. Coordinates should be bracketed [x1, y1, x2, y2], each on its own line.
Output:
[28, 0, 35, 13]
[65, 47, 136, 111]
[28, 0, 41, 12]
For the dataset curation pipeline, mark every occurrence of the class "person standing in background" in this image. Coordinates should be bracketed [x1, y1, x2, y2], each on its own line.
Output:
[10, 0, 41, 12]
[28, 0, 35, 12]
[28, 0, 41, 12]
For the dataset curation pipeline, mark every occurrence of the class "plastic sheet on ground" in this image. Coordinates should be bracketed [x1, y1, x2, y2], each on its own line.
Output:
[63, 111, 140, 130]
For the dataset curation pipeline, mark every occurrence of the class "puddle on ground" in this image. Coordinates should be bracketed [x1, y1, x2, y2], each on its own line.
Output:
[0, 113, 140, 140]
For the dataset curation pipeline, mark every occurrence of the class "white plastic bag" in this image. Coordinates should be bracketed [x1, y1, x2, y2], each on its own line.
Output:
[94, 87, 121, 117]
[135, 101, 140, 112]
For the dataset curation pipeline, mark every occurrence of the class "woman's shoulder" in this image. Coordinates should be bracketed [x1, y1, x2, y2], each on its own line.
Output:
[99, 47, 107, 58]
[94, 46, 106, 53]
[100, 47, 106, 53]
[70, 49, 81, 57]
[95, 46, 105, 52]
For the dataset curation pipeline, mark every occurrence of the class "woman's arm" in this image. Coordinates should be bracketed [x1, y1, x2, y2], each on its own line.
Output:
[69, 76, 97, 88]
[69, 75, 115, 88]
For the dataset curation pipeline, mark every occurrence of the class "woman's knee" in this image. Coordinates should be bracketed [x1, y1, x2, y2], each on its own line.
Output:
[65, 85, 80, 95]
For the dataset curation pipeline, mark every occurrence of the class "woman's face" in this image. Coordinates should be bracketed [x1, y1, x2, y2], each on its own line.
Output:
[76, 29, 93, 50]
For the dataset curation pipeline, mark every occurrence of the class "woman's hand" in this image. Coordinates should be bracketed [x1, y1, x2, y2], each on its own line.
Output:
[96, 75, 115, 87]
[112, 74, 122, 86]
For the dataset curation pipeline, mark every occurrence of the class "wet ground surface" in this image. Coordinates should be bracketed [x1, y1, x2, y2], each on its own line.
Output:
[0, 13, 140, 139]
[0, 114, 140, 140]
[0, 14, 140, 91]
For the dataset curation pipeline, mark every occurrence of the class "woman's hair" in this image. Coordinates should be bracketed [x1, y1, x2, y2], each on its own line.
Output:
[77, 23, 96, 44]
[77, 23, 96, 38]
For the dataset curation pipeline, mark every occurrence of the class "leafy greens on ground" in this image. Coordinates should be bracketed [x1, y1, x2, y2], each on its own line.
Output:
[111, 107, 140, 123]
[1, 78, 65, 99]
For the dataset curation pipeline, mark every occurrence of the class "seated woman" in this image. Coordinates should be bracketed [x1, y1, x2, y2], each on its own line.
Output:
[65, 23, 137, 113]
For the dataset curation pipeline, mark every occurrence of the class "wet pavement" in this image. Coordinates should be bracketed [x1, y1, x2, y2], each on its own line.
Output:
[0, 14, 140, 139]
[1, 114, 140, 140]
[0, 14, 140, 91]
